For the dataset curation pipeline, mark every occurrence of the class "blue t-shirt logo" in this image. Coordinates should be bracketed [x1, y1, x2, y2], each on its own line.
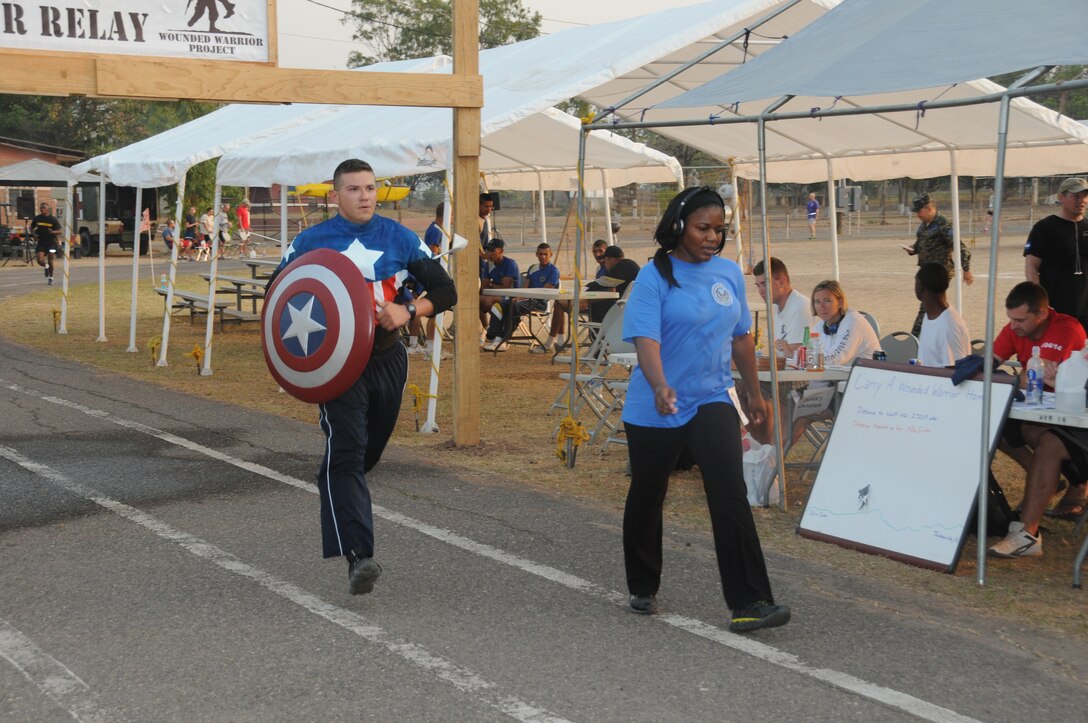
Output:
[712, 283, 733, 306]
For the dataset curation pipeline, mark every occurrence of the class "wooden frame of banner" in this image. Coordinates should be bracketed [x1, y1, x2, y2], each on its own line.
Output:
[0, 0, 483, 446]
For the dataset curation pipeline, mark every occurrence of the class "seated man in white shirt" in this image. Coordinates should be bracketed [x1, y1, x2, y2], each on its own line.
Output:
[749, 257, 810, 443]
[752, 257, 809, 357]
[915, 261, 971, 367]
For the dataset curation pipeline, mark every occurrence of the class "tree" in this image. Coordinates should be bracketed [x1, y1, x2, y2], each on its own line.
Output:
[345, 0, 541, 67]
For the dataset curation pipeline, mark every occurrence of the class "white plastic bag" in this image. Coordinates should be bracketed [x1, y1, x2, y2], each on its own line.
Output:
[742, 433, 780, 507]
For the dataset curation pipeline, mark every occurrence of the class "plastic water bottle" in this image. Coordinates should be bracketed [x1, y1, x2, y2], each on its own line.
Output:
[807, 331, 824, 371]
[1055, 342, 1088, 411]
[1025, 345, 1044, 405]
[160, 272, 168, 289]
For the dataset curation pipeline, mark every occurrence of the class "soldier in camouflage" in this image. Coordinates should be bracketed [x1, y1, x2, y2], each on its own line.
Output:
[904, 193, 973, 336]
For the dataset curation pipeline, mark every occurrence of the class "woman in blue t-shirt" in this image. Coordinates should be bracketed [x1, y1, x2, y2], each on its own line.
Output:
[621, 186, 790, 633]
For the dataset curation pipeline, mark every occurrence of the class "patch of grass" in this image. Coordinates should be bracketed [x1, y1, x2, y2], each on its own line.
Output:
[3, 268, 1087, 641]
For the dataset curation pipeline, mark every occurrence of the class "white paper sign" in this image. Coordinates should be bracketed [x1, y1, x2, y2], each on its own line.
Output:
[0, 1, 269, 62]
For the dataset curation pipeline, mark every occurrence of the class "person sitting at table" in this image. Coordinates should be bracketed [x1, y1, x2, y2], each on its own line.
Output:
[484, 242, 559, 352]
[478, 238, 519, 344]
[989, 284, 1088, 558]
[540, 244, 640, 355]
[161, 219, 177, 253]
[789, 279, 880, 449]
[752, 256, 809, 358]
[990, 282, 1087, 541]
[915, 261, 971, 367]
[746, 257, 809, 445]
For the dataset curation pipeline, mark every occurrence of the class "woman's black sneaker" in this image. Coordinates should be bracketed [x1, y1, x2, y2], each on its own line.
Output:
[729, 601, 790, 632]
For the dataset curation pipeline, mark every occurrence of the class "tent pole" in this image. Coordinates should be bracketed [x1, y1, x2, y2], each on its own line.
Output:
[158, 177, 186, 367]
[950, 151, 964, 312]
[587, 74, 1088, 135]
[826, 160, 839, 280]
[566, 125, 588, 468]
[977, 94, 1014, 586]
[58, 179, 73, 335]
[601, 169, 614, 245]
[421, 173, 454, 434]
[537, 175, 547, 243]
[97, 177, 107, 342]
[759, 98, 789, 510]
[201, 185, 223, 376]
[596, 0, 804, 120]
[280, 184, 289, 258]
[126, 187, 143, 353]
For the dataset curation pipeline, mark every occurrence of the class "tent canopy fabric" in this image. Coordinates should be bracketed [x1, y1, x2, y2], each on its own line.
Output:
[661, 0, 1088, 108]
[470, 0, 1088, 182]
[71, 56, 451, 187]
[0, 158, 96, 186]
[217, 105, 681, 190]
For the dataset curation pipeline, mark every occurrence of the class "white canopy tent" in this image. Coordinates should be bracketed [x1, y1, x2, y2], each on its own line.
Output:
[598, 0, 1088, 582]
[70, 50, 681, 376]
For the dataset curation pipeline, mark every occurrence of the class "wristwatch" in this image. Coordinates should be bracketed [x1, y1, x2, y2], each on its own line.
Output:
[405, 302, 417, 320]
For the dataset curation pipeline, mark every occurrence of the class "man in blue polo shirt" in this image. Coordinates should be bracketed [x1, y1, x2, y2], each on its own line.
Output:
[484, 242, 559, 351]
[478, 238, 519, 341]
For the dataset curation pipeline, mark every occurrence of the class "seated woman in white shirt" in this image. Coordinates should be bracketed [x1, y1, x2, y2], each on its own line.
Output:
[789, 279, 881, 449]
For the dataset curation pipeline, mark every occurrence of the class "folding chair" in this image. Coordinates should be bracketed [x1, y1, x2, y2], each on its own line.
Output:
[879, 331, 919, 363]
[549, 302, 626, 420]
[859, 310, 881, 338]
[588, 317, 636, 446]
[503, 264, 554, 349]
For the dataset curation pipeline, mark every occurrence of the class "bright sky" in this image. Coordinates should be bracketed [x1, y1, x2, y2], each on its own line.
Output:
[277, 0, 705, 68]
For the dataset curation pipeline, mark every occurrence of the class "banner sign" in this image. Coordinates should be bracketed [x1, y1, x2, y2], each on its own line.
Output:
[0, 1, 270, 62]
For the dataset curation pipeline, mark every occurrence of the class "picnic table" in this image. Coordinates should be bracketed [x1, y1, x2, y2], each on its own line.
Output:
[155, 288, 233, 328]
[243, 257, 280, 279]
[201, 273, 267, 314]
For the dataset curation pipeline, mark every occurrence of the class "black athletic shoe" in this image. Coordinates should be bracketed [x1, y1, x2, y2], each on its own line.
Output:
[628, 594, 659, 615]
[729, 601, 790, 632]
[347, 551, 382, 595]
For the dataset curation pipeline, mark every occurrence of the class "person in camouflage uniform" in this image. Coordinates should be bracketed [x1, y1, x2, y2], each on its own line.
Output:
[904, 193, 973, 336]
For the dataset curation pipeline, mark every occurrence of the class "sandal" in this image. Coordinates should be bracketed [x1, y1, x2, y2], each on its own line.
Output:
[1045, 501, 1086, 520]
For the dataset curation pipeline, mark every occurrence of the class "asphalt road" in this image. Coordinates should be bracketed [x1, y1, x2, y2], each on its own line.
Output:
[1, 268, 1087, 721]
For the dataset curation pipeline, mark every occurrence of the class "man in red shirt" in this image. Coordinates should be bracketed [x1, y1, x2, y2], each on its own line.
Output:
[991, 282, 1087, 558]
[993, 282, 1085, 391]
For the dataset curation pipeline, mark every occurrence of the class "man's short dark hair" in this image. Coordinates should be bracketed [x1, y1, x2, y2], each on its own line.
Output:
[536, 242, 551, 251]
[602, 245, 624, 259]
[592, 238, 608, 249]
[751, 257, 788, 280]
[479, 192, 493, 204]
[435, 202, 444, 218]
[332, 159, 374, 188]
[915, 262, 950, 294]
[486, 238, 505, 251]
[1006, 281, 1048, 312]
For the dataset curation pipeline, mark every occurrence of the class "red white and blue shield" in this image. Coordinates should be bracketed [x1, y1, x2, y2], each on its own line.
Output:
[262, 248, 375, 403]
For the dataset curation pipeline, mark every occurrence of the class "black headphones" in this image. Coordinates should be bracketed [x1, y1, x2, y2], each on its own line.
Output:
[669, 185, 719, 236]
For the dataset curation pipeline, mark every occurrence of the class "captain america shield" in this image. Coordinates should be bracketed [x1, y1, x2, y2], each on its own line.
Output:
[261, 248, 375, 403]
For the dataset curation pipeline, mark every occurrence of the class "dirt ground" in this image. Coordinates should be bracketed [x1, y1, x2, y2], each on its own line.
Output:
[2, 205, 1086, 638]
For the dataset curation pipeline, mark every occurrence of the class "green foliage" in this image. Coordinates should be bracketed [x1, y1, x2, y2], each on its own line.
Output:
[991, 65, 1088, 119]
[345, 0, 541, 67]
[0, 96, 220, 157]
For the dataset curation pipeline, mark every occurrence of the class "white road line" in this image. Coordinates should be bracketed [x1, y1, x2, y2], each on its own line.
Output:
[3, 380, 981, 723]
[0, 445, 569, 723]
[0, 617, 117, 723]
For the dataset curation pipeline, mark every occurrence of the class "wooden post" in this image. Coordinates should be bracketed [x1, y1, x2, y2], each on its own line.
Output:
[451, 0, 481, 446]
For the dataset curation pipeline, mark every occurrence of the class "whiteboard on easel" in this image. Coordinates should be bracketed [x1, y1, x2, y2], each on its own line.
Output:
[798, 360, 1017, 572]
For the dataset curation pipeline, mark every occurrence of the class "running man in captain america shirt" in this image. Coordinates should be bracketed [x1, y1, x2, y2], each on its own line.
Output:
[272, 159, 456, 596]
